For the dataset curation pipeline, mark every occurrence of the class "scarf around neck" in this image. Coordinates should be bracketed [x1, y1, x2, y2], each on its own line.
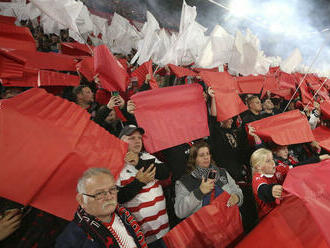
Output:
[73, 206, 148, 248]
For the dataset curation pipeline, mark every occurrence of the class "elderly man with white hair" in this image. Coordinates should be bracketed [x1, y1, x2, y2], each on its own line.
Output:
[56, 168, 148, 248]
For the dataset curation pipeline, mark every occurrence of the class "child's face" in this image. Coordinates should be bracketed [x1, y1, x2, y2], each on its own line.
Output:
[260, 153, 275, 175]
[274, 146, 289, 160]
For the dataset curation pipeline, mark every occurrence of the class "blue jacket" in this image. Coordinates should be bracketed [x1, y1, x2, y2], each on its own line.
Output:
[55, 222, 103, 248]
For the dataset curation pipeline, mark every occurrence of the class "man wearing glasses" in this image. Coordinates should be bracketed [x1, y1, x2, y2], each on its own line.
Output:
[56, 168, 148, 248]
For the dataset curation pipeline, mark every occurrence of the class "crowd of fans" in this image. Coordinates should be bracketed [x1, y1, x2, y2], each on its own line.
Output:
[1, 20, 330, 248]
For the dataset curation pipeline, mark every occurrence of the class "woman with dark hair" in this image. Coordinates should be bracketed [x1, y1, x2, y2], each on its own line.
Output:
[174, 142, 243, 219]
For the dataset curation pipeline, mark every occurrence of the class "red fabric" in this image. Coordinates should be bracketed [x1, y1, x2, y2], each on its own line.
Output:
[236, 195, 328, 248]
[312, 126, 330, 152]
[94, 45, 129, 92]
[3, 70, 79, 87]
[0, 23, 36, 51]
[0, 15, 16, 25]
[200, 71, 247, 121]
[260, 75, 279, 99]
[193, 67, 219, 72]
[37, 70, 80, 87]
[76, 56, 94, 81]
[283, 161, 330, 246]
[6, 49, 77, 72]
[131, 60, 158, 88]
[168, 64, 198, 78]
[0, 88, 127, 221]
[0, 48, 25, 78]
[267, 66, 280, 75]
[146, 60, 158, 89]
[131, 84, 209, 153]
[249, 110, 314, 145]
[118, 58, 128, 73]
[163, 192, 243, 248]
[320, 101, 330, 120]
[2, 68, 38, 87]
[270, 89, 293, 100]
[236, 75, 265, 94]
[60, 42, 93, 56]
[300, 80, 314, 105]
[95, 88, 111, 105]
[278, 72, 297, 90]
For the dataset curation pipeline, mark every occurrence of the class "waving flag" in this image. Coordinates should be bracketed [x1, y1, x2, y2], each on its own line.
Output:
[249, 110, 314, 145]
[131, 84, 209, 153]
[0, 89, 127, 220]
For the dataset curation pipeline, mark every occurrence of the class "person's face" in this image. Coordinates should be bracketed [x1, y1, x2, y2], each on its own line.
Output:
[79, 87, 94, 104]
[195, 147, 211, 168]
[78, 173, 118, 220]
[274, 146, 289, 160]
[122, 131, 143, 154]
[105, 110, 117, 123]
[263, 99, 274, 111]
[221, 118, 233, 129]
[260, 153, 275, 175]
[249, 97, 262, 112]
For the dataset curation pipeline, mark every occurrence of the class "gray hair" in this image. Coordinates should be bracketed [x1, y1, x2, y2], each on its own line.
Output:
[77, 167, 114, 194]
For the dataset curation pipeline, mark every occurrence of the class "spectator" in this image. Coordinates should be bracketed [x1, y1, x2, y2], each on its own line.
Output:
[56, 168, 148, 248]
[242, 95, 263, 125]
[117, 125, 170, 248]
[251, 148, 284, 219]
[260, 98, 279, 118]
[208, 87, 258, 232]
[174, 141, 243, 219]
[94, 94, 127, 137]
[72, 85, 99, 117]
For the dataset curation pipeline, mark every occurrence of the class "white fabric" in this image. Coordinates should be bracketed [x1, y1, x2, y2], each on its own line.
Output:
[111, 214, 137, 248]
[280, 48, 303, 73]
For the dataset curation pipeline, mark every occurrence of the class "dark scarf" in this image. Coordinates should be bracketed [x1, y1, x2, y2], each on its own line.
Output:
[274, 154, 298, 168]
[73, 206, 148, 248]
[191, 165, 228, 186]
[191, 165, 228, 206]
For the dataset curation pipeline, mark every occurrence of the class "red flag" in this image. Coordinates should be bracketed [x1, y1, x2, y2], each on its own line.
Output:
[3, 70, 79, 87]
[199, 71, 239, 92]
[200, 71, 247, 121]
[283, 161, 330, 246]
[146, 60, 158, 89]
[94, 45, 129, 92]
[76, 56, 94, 81]
[249, 110, 314, 145]
[163, 192, 243, 248]
[236, 195, 328, 248]
[131, 84, 209, 153]
[193, 67, 219, 72]
[0, 88, 127, 221]
[270, 89, 293, 100]
[168, 64, 198, 78]
[261, 75, 279, 99]
[236, 75, 265, 94]
[0, 15, 16, 25]
[60, 42, 93, 56]
[0, 48, 25, 78]
[10, 50, 78, 72]
[312, 126, 330, 152]
[131, 60, 158, 88]
[320, 101, 330, 120]
[0, 23, 36, 51]
[278, 72, 297, 90]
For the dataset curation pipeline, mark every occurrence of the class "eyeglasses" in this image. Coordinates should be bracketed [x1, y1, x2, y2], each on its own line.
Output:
[82, 186, 119, 200]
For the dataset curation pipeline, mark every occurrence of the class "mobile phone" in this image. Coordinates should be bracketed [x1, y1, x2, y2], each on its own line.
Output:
[208, 170, 216, 179]
[112, 91, 119, 96]
[141, 158, 156, 169]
